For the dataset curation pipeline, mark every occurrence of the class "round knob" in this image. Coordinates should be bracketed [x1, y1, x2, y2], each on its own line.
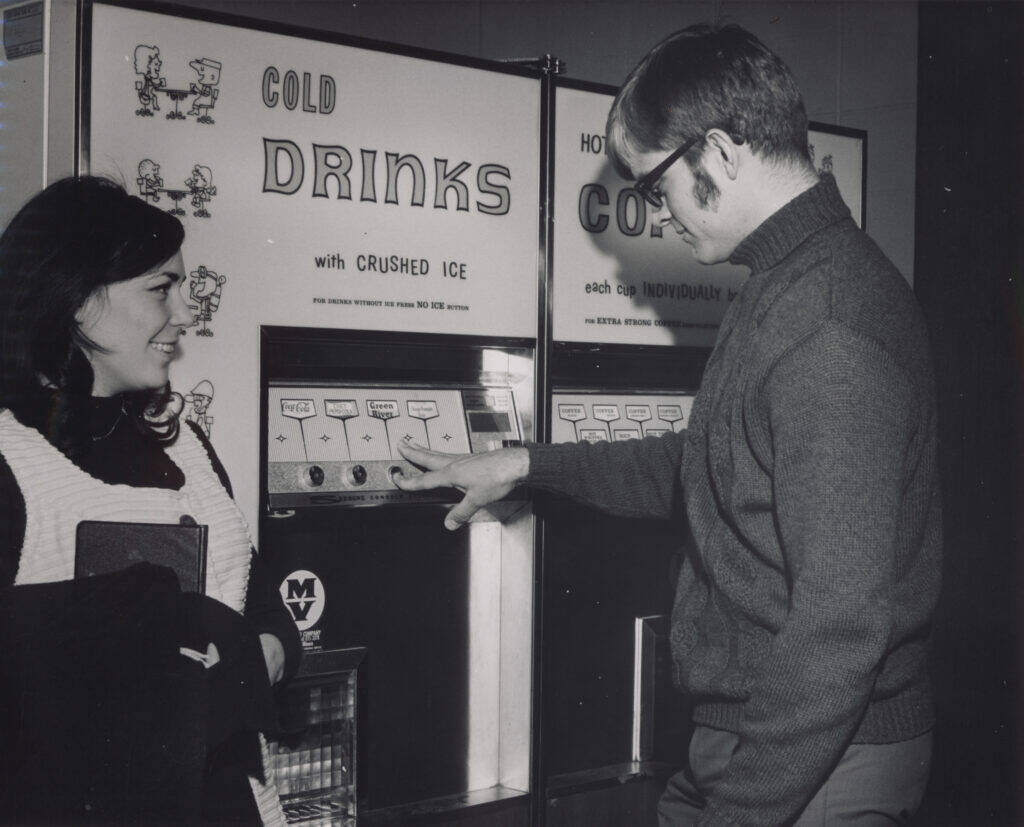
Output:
[307, 465, 325, 487]
[350, 465, 368, 485]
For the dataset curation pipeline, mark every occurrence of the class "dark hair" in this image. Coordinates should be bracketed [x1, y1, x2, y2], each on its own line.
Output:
[0, 176, 185, 453]
[607, 24, 812, 179]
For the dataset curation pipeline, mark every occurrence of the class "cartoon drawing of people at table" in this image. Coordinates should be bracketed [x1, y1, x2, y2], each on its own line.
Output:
[136, 159, 164, 203]
[133, 45, 166, 116]
[187, 265, 227, 336]
[184, 380, 216, 438]
[185, 165, 217, 218]
[187, 58, 222, 124]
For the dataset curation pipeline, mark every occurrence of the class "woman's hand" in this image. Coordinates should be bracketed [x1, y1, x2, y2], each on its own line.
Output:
[259, 633, 286, 685]
[394, 442, 529, 530]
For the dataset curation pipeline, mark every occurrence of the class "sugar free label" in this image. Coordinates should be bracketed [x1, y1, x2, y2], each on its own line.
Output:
[281, 399, 317, 420]
[407, 400, 439, 420]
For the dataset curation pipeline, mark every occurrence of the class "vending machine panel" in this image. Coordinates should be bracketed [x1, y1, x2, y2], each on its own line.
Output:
[551, 392, 695, 445]
[267, 384, 520, 509]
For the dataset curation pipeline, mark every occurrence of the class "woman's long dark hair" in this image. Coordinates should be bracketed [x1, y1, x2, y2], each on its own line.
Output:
[0, 176, 186, 455]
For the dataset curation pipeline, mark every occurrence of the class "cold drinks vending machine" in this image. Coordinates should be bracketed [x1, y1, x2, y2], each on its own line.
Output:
[260, 328, 536, 825]
[71, 4, 546, 822]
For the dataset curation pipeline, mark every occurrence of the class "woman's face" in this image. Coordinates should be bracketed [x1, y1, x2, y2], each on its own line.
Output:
[74, 251, 193, 396]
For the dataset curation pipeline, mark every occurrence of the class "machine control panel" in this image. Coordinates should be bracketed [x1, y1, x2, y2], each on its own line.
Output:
[267, 384, 520, 508]
[550, 392, 694, 444]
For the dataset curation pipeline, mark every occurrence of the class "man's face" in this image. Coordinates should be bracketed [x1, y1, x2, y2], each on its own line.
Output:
[631, 147, 739, 265]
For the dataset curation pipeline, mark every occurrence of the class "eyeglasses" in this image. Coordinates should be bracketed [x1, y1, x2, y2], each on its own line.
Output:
[633, 132, 745, 208]
[633, 135, 703, 209]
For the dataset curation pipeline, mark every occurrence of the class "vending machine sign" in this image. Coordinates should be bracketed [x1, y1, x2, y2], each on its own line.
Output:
[280, 568, 327, 650]
[552, 82, 865, 347]
[85, 2, 541, 531]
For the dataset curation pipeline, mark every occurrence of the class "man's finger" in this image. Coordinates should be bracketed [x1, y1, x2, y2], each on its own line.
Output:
[392, 466, 448, 491]
[397, 441, 458, 470]
[444, 497, 481, 530]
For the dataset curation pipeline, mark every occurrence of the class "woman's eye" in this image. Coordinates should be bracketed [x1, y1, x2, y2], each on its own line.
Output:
[151, 283, 171, 297]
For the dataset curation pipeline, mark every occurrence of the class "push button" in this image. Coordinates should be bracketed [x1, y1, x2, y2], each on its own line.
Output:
[307, 465, 325, 487]
[349, 465, 368, 485]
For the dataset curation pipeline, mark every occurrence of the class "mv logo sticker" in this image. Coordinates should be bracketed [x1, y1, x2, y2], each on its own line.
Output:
[280, 570, 325, 631]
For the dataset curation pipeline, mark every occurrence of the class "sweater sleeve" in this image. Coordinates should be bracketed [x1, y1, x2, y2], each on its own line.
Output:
[700, 322, 919, 827]
[526, 430, 688, 520]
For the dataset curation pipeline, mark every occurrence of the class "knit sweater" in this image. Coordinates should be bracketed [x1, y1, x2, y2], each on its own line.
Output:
[527, 175, 942, 826]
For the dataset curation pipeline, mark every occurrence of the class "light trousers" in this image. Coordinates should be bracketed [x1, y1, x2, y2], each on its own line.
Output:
[657, 725, 933, 826]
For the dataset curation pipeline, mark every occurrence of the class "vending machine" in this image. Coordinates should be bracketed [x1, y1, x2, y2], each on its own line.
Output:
[260, 327, 536, 823]
[74, 3, 544, 822]
[537, 78, 729, 824]
[537, 346, 703, 825]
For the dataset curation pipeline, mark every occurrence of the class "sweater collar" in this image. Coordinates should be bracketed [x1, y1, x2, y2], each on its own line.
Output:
[729, 174, 851, 273]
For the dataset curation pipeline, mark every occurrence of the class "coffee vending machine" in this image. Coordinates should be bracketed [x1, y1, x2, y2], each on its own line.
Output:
[260, 328, 536, 825]
[536, 78, 743, 824]
[537, 346, 704, 824]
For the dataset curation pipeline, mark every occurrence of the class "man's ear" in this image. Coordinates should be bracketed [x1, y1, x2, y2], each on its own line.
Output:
[704, 129, 742, 181]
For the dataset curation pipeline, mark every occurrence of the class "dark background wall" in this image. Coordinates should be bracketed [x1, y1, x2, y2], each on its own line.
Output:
[913, 2, 1021, 824]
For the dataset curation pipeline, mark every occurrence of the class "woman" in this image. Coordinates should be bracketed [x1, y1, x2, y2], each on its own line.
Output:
[0, 177, 300, 824]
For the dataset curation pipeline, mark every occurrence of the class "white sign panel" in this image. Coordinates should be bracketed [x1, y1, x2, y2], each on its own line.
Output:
[552, 85, 863, 347]
[87, 3, 541, 530]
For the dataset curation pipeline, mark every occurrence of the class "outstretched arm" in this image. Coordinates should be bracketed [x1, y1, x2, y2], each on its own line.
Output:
[394, 443, 529, 530]
[396, 429, 687, 529]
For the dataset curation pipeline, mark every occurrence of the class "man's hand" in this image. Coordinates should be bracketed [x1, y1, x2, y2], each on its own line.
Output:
[395, 442, 529, 530]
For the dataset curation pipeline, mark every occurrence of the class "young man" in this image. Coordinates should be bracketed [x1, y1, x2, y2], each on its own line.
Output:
[396, 24, 940, 826]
